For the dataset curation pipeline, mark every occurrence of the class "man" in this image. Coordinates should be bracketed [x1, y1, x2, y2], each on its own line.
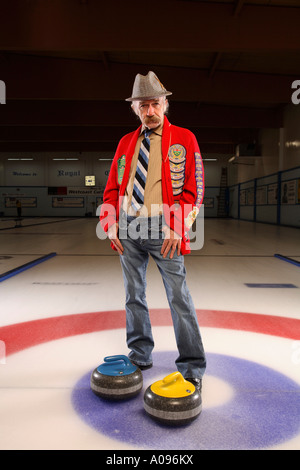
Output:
[100, 71, 206, 391]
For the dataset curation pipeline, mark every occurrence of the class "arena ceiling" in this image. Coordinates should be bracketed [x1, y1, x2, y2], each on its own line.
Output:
[1, 0, 300, 156]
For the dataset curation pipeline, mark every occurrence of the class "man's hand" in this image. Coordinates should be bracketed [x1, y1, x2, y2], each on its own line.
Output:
[161, 226, 181, 259]
[107, 222, 124, 255]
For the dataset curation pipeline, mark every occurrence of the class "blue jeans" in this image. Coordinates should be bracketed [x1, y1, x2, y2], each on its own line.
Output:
[118, 212, 206, 380]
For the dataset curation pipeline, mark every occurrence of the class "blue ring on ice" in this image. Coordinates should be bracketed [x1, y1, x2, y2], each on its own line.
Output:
[71, 351, 300, 450]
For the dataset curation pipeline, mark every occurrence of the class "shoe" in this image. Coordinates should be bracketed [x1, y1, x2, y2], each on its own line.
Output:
[185, 377, 202, 392]
[130, 360, 153, 371]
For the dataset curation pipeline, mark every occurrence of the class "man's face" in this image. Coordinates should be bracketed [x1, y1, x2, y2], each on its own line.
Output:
[135, 97, 167, 129]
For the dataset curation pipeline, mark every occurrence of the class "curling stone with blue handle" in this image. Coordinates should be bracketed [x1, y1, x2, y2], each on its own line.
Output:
[144, 372, 201, 425]
[90, 355, 143, 400]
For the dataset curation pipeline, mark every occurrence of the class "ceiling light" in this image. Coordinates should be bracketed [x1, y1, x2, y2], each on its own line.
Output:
[285, 141, 300, 148]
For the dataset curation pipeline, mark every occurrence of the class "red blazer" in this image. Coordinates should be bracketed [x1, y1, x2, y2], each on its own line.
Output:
[100, 116, 204, 254]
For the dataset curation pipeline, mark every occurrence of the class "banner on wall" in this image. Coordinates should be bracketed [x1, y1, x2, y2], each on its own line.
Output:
[52, 197, 84, 208]
[267, 183, 278, 205]
[4, 197, 37, 208]
[247, 188, 254, 206]
[281, 180, 297, 204]
[256, 186, 267, 205]
[240, 190, 246, 206]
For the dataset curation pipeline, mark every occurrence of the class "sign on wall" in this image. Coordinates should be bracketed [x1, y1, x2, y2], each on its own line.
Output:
[52, 197, 84, 208]
[281, 180, 297, 204]
[267, 183, 278, 205]
[5, 163, 44, 186]
[67, 186, 104, 196]
[49, 162, 85, 186]
[256, 186, 267, 205]
[5, 196, 37, 208]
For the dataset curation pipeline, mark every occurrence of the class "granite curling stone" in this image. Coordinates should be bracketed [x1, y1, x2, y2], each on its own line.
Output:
[144, 372, 202, 425]
[90, 355, 143, 400]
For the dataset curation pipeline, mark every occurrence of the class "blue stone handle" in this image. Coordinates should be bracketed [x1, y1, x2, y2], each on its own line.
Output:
[97, 355, 137, 376]
[104, 355, 131, 366]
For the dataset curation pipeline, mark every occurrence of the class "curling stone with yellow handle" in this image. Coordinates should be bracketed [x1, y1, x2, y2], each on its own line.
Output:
[90, 355, 143, 400]
[143, 372, 202, 425]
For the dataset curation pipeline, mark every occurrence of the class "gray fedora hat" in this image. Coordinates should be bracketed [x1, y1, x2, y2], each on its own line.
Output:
[126, 71, 172, 101]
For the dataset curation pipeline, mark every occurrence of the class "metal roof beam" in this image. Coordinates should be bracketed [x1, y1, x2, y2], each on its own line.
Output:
[0, 55, 296, 104]
[0, 1, 300, 51]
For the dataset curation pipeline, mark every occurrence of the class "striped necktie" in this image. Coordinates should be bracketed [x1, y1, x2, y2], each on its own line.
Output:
[131, 129, 152, 212]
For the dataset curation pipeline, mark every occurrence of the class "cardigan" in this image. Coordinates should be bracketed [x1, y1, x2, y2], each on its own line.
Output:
[100, 116, 204, 254]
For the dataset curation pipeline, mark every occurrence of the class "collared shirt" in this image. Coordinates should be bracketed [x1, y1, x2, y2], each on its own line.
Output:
[123, 121, 163, 217]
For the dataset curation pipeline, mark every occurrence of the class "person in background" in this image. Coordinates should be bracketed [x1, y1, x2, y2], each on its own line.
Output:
[16, 200, 22, 218]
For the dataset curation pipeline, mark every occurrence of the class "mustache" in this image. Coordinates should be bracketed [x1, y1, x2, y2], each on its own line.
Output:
[145, 116, 160, 123]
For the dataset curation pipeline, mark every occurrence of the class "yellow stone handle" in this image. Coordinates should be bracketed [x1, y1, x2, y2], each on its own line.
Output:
[162, 372, 184, 385]
[151, 372, 195, 398]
